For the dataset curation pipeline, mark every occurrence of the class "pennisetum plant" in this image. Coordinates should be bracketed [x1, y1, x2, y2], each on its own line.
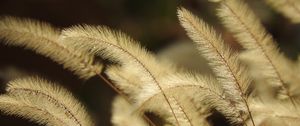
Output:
[0, 0, 300, 126]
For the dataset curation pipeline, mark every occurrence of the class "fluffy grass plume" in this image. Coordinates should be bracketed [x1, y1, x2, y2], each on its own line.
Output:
[216, 0, 297, 103]
[0, 77, 93, 126]
[61, 25, 181, 124]
[178, 7, 253, 124]
[0, 17, 102, 79]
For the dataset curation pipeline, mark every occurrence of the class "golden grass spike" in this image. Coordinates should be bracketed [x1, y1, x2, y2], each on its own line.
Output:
[135, 72, 241, 125]
[0, 95, 68, 126]
[133, 73, 207, 126]
[61, 25, 180, 125]
[107, 66, 212, 126]
[0, 17, 102, 79]
[265, 0, 300, 23]
[178, 7, 253, 124]
[111, 96, 148, 126]
[3, 76, 94, 126]
[217, 0, 296, 102]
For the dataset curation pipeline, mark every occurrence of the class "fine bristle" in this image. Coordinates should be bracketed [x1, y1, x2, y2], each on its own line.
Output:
[0, 77, 93, 126]
[178, 7, 253, 124]
[0, 17, 103, 79]
[217, 0, 296, 103]
[61, 25, 181, 125]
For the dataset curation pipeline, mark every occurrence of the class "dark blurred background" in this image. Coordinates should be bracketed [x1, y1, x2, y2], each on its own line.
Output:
[0, 0, 300, 126]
